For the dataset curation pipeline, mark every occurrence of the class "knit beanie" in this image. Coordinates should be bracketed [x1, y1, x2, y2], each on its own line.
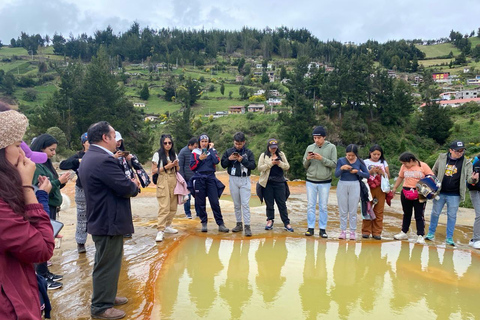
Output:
[0, 110, 28, 150]
[312, 126, 326, 136]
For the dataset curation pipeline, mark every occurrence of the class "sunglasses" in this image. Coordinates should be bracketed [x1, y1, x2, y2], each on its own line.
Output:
[164, 141, 172, 145]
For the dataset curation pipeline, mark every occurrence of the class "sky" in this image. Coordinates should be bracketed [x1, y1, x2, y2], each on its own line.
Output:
[0, 0, 479, 45]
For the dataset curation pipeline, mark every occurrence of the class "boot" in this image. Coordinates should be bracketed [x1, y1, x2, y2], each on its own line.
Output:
[201, 223, 208, 232]
[244, 225, 252, 237]
[232, 222, 243, 232]
[218, 224, 229, 233]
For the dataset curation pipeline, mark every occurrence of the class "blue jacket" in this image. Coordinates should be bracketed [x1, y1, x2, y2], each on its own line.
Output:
[335, 157, 370, 181]
[78, 145, 139, 236]
[190, 148, 220, 175]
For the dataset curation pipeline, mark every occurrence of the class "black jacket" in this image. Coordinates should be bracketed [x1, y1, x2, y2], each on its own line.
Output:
[78, 145, 139, 236]
[221, 147, 256, 176]
[178, 145, 194, 181]
[59, 151, 85, 188]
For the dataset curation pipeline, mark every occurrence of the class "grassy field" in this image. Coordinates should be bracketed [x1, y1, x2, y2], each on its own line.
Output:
[416, 43, 460, 58]
[469, 37, 480, 48]
[419, 58, 452, 67]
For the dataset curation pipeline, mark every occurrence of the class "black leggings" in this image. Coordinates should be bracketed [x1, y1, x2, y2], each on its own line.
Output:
[400, 188, 426, 235]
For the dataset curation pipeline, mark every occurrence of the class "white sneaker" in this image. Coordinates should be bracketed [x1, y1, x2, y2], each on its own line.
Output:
[164, 226, 178, 234]
[469, 239, 474, 247]
[394, 231, 408, 240]
[473, 241, 480, 249]
[155, 231, 164, 242]
[416, 235, 425, 244]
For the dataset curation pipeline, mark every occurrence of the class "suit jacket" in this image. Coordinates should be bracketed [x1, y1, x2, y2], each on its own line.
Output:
[78, 145, 139, 236]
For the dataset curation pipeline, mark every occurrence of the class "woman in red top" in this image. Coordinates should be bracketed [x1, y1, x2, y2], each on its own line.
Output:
[0, 105, 55, 320]
[392, 152, 434, 244]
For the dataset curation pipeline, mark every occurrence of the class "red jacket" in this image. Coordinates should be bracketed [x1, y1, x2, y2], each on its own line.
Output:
[0, 200, 54, 320]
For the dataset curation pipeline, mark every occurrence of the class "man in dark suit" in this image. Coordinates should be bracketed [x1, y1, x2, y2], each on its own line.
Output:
[78, 121, 139, 319]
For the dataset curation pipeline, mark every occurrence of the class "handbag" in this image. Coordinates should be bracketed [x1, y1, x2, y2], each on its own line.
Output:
[152, 160, 160, 185]
[402, 188, 419, 200]
[381, 173, 390, 193]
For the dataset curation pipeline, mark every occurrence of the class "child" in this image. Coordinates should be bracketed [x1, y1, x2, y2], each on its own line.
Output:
[362, 144, 390, 240]
[335, 144, 370, 240]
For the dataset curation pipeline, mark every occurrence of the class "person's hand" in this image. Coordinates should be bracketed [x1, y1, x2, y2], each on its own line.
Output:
[17, 153, 36, 186]
[209, 142, 214, 149]
[350, 169, 358, 174]
[114, 150, 122, 158]
[125, 154, 133, 161]
[37, 175, 52, 193]
[341, 164, 352, 171]
[131, 177, 140, 187]
[228, 153, 238, 161]
[272, 158, 280, 165]
[307, 152, 315, 160]
[313, 153, 323, 161]
[236, 154, 243, 162]
[59, 172, 71, 184]
[199, 153, 207, 160]
[472, 172, 479, 182]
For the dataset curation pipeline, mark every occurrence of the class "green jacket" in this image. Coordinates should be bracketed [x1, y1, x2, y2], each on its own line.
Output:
[303, 141, 337, 182]
[432, 153, 473, 202]
[32, 163, 64, 207]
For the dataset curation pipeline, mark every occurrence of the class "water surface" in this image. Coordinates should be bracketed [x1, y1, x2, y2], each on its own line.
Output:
[153, 237, 480, 320]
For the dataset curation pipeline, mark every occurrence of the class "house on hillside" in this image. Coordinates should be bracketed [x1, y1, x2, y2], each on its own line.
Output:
[134, 103, 146, 107]
[455, 88, 480, 99]
[236, 75, 244, 83]
[267, 98, 282, 106]
[421, 97, 480, 108]
[439, 92, 456, 100]
[229, 106, 245, 114]
[248, 104, 265, 113]
[467, 78, 480, 85]
[144, 115, 158, 122]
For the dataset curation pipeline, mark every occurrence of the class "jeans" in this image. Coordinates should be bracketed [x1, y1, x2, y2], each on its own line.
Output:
[184, 194, 192, 216]
[428, 193, 460, 239]
[306, 181, 331, 229]
[470, 190, 480, 241]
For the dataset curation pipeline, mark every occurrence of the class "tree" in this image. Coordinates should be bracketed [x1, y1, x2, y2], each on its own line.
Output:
[220, 82, 225, 95]
[417, 103, 453, 144]
[239, 86, 249, 100]
[280, 66, 287, 80]
[261, 71, 269, 84]
[162, 75, 177, 101]
[140, 83, 150, 100]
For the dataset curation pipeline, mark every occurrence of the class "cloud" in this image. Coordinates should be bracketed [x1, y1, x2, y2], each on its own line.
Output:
[1, 0, 479, 44]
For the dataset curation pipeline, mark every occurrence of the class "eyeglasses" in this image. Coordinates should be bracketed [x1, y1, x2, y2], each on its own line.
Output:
[164, 141, 172, 145]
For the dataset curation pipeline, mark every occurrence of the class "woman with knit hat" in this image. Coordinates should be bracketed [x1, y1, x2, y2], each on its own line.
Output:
[0, 104, 55, 319]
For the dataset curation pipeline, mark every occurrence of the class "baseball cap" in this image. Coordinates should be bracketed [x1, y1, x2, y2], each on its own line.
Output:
[115, 131, 123, 142]
[449, 140, 465, 151]
[267, 139, 278, 148]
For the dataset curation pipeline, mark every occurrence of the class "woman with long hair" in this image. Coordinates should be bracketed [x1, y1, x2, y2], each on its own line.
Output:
[59, 132, 89, 253]
[392, 152, 434, 244]
[30, 133, 70, 289]
[258, 138, 293, 232]
[362, 144, 390, 240]
[152, 134, 180, 242]
[0, 106, 54, 319]
[334, 144, 370, 240]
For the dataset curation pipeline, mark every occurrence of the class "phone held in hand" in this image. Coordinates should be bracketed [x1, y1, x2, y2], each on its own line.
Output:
[232, 152, 239, 157]
[122, 151, 130, 157]
[202, 148, 208, 154]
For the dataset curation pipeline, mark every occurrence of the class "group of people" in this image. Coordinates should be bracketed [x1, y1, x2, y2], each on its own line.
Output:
[154, 126, 480, 249]
[2, 103, 480, 320]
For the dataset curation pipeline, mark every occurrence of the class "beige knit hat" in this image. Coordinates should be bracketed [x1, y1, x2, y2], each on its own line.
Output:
[0, 110, 29, 150]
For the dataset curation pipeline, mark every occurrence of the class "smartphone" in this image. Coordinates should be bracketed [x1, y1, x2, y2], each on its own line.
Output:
[232, 152, 239, 156]
[202, 148, 208, 154]
[122, 151, 130, 157]
[308, 151, 314, 155]
[50, 219, 64, 237]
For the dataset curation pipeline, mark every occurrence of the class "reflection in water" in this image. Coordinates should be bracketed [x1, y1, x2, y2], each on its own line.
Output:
[255, 237, 287, 304]
[299, 239, 330, 319]
[154, 237, 480, 319]
[219, 241, 252, 319]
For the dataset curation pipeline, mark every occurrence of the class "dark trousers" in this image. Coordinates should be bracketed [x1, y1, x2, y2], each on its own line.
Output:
[194, 177, 224, 225]
[264, 181, 290, 225]
[183, 194, 192, 216]
[91, 235, 124, 315]
[400, 189, 426, 235]
[49, 205, 57, 220]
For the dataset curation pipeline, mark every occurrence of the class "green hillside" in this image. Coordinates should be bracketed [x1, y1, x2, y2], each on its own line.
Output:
[415, 43, 460, 58]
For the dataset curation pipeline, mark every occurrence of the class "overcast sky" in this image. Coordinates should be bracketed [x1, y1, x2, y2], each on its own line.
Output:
[0, 0, 479, 45]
